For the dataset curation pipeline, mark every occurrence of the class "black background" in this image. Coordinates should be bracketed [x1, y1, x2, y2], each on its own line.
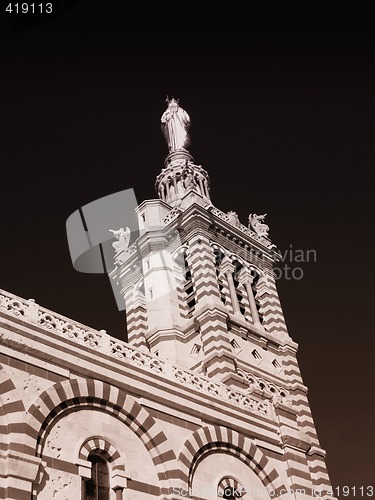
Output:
[1, 3, 374, 498]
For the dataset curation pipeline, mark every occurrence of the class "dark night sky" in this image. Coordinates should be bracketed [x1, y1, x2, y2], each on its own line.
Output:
[0, 3, 374, 497]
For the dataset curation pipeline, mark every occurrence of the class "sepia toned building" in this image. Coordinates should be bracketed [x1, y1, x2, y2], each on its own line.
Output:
[0, 100, 334, 499]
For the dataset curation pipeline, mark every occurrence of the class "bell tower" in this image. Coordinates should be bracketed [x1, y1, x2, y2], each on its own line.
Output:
[109, 99, 334, 498]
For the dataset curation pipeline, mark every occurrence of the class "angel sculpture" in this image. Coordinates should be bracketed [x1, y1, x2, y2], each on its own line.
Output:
[248, 213, 269, 237]
[109, 227, 131, 254]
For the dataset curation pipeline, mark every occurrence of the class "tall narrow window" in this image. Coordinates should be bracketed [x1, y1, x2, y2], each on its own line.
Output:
[85, 455, 110, 500]
[251, 271, 264, 324]
[233, 261, 247, 317]
[213, 247, 227, 305]
[174, 250, 196, 318]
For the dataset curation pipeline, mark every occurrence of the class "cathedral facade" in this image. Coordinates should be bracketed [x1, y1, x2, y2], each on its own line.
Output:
[0, 100, 334, 499]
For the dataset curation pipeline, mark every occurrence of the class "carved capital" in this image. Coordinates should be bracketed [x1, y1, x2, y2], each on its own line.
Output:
[237, 267, 254, 287]
[219, 256, 235, 276]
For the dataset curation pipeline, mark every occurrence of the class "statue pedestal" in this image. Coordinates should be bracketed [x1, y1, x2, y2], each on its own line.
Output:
[164, 149, 193, 167]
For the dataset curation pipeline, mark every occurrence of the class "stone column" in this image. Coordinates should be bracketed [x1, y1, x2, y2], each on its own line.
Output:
[172, 176, 177, 196]
[204, 179, 210, 198]
[197, 176, 205, 195]
[238, 267, 262, 328]
[220, 257, 241, 316]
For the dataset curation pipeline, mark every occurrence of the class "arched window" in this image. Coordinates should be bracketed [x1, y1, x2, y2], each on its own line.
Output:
[213, 247, 227, 305]
[250, 270, 264, 325]
[233, 260, 247, 317]
[218, 476, 246, 498]
[85, 454, 110, 500]
[174, 249, 196, 318]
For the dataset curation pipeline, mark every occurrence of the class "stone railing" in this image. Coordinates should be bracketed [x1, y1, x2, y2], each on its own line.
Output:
[209, 207, 273, 249]
[0, 288, 274, 420]
[237, 369, 292, 407]
[209, 207, 258, 239]
[163, 206, 183, 225]
[172, 367, 272, 418]
[0, 290, 106, 349]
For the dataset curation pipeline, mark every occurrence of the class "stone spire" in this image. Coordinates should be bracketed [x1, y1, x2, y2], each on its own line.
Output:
[156, 98, 211, 209]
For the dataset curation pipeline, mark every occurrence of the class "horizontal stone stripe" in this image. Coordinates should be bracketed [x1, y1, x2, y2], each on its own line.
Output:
[283, 368, 302, 378]
[202, 342, 231, 355]
[260, 298, 284, 308]
[201, 332, 230, 345]
[298, 423, 318, 435]
[293, 402, 313, 413]
[309, 462, 329, 474]
[127, 317, 146, 327]
[281, 357, 299, 366]
[297, 412, 315, 422]
[293, 395, 312, 404]
[312, 476, 332, 487]
[7, 442, 35, 456]
[152, 449, 176, 468]
[264, 318, 288, 327]
[287, 467, 312, 481]
[205, 363, 233, 378]
[129, 340, 147, 349]
[204, 342, 232, 356]
[2, 487, 30, 500]
[8, 421, 37, 440]
[43, 454, 78, 474]
[260, 305, 286, 316]
[265, 324, 288, 333]
[126, 479, 160, 496]
[1, 400, 24, 415]
[310, 468, 330, 480]
[0, 377, 17, 395]
[199, 317, 228, 331]
[192, 282, 219, 295]
[264, 320, 288, 328]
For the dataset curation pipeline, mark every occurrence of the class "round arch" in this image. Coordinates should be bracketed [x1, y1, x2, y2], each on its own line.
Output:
[25, 377, 179, 496]
[178, 425, 287, 497]
[0, 364, 28, 455]
[79, 436, 125, 474]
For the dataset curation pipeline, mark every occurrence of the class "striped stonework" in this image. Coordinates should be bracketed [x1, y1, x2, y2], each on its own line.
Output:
[307, 447, 333, 497]
[283, 448, 314, 496]
[79, 437, 125, 474]
[280, 348, 333, 497]
[187, 235, 222, 307]
[0, 365, 42, 500]
[196, 307, 236, 379]
[125, 282, 149, 349]
[0, 365, 32, 456]
[178, 425, 288, 497]
[258, 272, 289, 336]
[25, 378, 180, 496]
[280, 346, 321, 447]
[173, 246, 195, 320]
[217, 476, 245, 497]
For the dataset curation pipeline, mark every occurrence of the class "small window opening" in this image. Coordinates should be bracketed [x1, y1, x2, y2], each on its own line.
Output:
[85, 455, 110, 500]
[252, 349, 262, 360]
[230, 338, 240, 350]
